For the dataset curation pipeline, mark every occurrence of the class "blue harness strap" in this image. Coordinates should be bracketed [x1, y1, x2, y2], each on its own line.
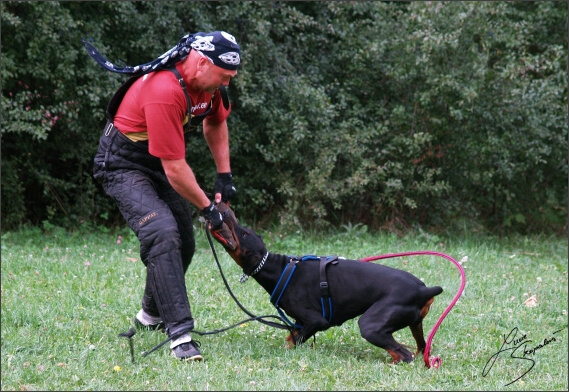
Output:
[270, 258, 302, 328]
[270, 259, 298, 308]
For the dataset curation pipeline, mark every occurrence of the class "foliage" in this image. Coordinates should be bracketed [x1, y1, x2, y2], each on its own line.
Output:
[1, 1, 567, 235]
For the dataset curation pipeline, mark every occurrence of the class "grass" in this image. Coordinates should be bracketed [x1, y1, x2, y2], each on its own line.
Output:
[1, 224, 567, 391]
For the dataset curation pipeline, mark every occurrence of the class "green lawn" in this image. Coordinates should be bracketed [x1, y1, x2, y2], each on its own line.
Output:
[1, 225, 567, 391]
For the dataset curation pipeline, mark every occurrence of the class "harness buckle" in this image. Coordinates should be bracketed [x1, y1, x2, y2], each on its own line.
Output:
[320, 282, 329, 297]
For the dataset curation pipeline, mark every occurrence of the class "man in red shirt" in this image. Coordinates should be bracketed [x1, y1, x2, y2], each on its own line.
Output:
[86, 31, 240, 361]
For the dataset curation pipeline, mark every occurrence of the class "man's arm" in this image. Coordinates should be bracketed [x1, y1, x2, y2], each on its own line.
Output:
[203, 118, 231, 203]
[203, 118, 231, 173]
[161, 158, 211, 210]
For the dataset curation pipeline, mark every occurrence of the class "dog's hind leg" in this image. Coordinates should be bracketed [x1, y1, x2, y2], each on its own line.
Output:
[359, 327, 414, 364]
[409, 320, 426, 357]
[357, 304, 415, 364]
[409, 297, 435, 356]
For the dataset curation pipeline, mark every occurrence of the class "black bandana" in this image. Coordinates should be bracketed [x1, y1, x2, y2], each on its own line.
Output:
[82, 31, 240, 76]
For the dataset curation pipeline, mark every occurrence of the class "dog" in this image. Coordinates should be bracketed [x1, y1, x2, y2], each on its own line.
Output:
[209, 203, 443, 364]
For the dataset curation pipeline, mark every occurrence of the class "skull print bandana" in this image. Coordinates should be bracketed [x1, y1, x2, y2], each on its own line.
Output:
[82, 31, 240, 75]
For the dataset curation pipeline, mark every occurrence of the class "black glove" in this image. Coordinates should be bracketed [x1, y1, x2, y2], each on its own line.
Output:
[214, 172, 236, 202]
[201, 202, 223, 230]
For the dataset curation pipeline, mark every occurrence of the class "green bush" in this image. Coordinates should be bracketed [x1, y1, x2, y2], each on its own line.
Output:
[1, 1, 567, 235]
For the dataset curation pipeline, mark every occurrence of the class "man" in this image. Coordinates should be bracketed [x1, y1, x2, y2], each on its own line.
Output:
[84, 31, 240, 361]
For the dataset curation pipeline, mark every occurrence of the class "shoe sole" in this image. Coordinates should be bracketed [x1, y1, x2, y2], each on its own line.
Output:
[171, 351, 204, 361]
[182, 355, 204, 362]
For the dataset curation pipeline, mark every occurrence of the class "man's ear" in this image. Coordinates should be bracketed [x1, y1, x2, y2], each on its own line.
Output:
[196, 55, 213, 72]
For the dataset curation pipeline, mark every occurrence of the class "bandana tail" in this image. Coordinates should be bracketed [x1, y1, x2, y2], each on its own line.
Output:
[81, 39, 136, 75]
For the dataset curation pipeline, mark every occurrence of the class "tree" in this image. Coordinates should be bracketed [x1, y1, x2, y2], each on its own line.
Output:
[2, 1, 567, 235]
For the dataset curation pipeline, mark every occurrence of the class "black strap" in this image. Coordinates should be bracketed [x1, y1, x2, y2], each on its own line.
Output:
[168, 67, 230, 130]
[167, 67, 192, 118]
[119, 229, 294, 363]
[319, 255, 339, 323]
[219, 86, 230, 110]
[106, 75, 142, 121]
[168, 67, 230, 111]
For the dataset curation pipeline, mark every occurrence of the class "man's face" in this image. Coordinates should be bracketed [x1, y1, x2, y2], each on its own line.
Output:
[195, 56, 237, 93]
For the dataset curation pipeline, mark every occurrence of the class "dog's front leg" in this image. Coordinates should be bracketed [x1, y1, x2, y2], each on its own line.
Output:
[285, 319, 329, 348]
[285, 330, 300, 348]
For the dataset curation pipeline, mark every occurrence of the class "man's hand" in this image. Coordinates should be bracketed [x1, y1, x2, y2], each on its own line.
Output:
[201, 202, 223, 230]
[214, 172, 236, 203]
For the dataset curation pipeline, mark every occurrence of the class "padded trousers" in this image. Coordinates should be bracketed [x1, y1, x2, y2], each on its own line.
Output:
[93, 122, 196, 338]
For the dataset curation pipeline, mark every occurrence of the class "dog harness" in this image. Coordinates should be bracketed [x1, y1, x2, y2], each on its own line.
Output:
[269, 255, 340, 328]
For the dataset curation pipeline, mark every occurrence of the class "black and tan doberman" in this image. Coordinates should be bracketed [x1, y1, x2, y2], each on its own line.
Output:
[209, 204, 443, 364]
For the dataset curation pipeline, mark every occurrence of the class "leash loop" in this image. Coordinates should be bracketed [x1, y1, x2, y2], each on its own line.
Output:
[205, 228, 294, 332]
[430, 356, 442, 369]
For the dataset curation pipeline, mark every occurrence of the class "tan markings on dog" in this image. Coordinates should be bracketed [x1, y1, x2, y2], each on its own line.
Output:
[285, 331, 299, 348]
[420, 297, 435, 319]
[387, 349, 404, 364]
[139, 212, 158, 226]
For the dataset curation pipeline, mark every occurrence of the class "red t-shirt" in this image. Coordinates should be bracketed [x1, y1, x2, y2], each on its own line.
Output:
[113, 62, 231, 160]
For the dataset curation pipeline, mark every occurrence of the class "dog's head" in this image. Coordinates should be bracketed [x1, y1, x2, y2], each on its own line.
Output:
[209, 203, 268, 275]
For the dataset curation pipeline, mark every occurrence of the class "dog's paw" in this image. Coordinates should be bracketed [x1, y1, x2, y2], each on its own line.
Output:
[285, 331, 299, 348]
[387, 348, 414, 364]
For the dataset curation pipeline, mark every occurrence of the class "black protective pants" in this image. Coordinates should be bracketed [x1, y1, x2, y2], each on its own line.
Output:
[93, 122, 196, 338]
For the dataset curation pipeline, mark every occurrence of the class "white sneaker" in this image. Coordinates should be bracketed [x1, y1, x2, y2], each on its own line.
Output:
[134, 309, 165, 331]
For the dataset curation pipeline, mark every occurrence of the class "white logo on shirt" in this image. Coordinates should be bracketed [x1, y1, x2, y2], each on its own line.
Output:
[191, 102, 208, 113]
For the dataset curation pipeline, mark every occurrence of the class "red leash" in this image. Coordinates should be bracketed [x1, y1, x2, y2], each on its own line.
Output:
[360, 251, 466, 369]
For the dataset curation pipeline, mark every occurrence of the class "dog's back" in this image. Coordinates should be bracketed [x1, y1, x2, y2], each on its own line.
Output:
[284, 258, 442, 326]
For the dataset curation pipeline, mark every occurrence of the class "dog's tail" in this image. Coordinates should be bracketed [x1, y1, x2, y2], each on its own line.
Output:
[418, 286, 443, 312]
[422, 286, 443, 302]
